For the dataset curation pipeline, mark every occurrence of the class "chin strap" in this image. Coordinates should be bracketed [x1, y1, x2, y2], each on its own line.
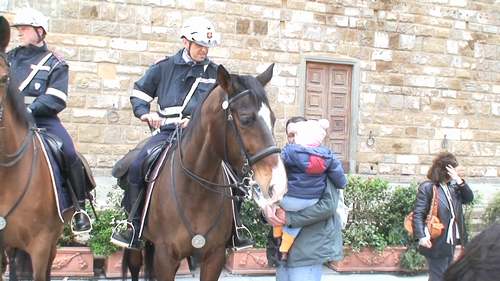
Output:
[33, 26, 44, 44]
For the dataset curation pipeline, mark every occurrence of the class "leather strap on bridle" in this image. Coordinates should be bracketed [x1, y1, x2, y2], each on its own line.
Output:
[0, 128, 34, 167]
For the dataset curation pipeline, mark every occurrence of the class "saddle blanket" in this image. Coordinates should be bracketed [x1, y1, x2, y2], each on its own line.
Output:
[139, 143, 172, 237]
[35, 132, 72, 222]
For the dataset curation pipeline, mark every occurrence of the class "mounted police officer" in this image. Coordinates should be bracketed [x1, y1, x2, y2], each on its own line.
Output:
[7, 8, 91, 234]
[111, 17, 254, 250]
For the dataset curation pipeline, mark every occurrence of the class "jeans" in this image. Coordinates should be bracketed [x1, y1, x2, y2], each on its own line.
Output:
[426, 253, 454, 281]
[276, 263, 322, 281]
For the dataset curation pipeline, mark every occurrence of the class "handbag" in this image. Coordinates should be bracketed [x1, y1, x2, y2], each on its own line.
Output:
[335, 190, 349, 230]
[404, 185, 444, 239]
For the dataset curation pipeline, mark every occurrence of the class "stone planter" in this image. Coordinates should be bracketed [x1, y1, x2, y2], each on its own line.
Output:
[225, 248, 275, 275]
[51, 247, 94, 277]
[330, 246, 406, 272]
[104, 251, 191, 278]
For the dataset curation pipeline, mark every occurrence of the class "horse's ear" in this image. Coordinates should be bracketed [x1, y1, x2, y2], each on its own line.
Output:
[217, 64, 232, 93]
[0, 16, 10, 53]
[256, 63, 274, 86]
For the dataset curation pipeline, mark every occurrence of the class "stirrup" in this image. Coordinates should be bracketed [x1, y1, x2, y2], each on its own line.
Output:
[110, 220, 138, 249]
[236, 224, 252, 239]
[232, 224, 254, 251]
[70, 209, 92, 234]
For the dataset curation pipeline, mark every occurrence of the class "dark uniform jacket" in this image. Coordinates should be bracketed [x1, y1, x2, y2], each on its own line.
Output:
[7, 44, 68, 118]
[130, 48, 218, 130]
[413, 180, 474, 258]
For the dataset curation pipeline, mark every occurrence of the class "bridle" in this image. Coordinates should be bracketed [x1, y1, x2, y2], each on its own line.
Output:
[176, 87, 281, 200]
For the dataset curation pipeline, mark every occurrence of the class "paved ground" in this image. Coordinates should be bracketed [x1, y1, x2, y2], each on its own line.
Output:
[87, 266, 428, 281]
[5, 266, 428, 280]
[169, 268, 428, 281]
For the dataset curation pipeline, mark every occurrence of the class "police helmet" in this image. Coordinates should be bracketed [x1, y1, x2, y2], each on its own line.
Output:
[180, 17, 220, 48]
[11, 8, 49, 34]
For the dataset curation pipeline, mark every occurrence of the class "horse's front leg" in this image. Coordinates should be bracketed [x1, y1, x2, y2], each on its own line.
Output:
[27, 246, 52, 281]
[27, 233, 58, 281]
[153, 245, 180, 281]
[200, 247, 225, 281]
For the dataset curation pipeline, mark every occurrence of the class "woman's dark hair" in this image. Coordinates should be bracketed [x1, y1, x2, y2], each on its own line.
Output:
[427, 152, 458, 183]
[444, 223, 500, 281]
[285, 116, 307, 133]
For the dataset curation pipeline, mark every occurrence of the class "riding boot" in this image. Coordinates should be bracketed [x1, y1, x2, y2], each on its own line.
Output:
[110, 183, 144, 250]
[231, 198, 254, 251]
[67, 160, 92, 234]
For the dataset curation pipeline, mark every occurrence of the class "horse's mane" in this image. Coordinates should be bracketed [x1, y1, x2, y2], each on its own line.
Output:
[185, 73, 271, 139]
[5, 79, 33, 128]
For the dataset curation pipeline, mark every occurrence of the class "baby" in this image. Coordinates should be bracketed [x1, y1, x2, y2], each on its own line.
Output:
[275, 119, 347, 260]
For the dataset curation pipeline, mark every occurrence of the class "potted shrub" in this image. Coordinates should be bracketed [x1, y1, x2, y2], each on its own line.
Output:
[50, 223, 94, 277]
[88, 207, 126, 278]
[483, 191, 500, 225]
[331, 176, 418, 272]
[88, 189, 191, 277]
[225, 200, 275, 275]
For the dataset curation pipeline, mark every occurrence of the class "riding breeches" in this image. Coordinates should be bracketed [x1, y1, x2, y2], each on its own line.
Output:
[35, 116, 78, 164]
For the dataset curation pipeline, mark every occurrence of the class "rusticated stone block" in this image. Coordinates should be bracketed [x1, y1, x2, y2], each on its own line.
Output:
[236, 19, 250, 34]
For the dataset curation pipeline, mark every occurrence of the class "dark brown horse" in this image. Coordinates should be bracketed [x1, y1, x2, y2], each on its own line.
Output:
[123, 64, 287, 281]
[0, 16, 67, 281]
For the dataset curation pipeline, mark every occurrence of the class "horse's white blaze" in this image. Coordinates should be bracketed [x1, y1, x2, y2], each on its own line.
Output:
[258, 103, 272, 131]
[269, 158, 287, 203]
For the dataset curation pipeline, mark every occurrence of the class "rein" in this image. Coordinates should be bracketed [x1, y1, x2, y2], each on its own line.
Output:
[0, 139, 38, 222]
[0, 128, 34, 167]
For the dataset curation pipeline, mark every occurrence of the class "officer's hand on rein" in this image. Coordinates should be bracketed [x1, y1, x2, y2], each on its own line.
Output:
[140, 112, 162, 129]
[179, 118, 190, 128]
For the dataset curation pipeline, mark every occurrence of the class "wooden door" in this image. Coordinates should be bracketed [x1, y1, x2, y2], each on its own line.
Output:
[305, 62, 352, 171]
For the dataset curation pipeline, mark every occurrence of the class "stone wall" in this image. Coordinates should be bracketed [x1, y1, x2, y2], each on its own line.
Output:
[3, 0, 499, 183]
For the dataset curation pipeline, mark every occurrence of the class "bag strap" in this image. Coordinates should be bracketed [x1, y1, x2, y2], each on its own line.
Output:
[431, 184, 439, 216]
[425, 184, 439, 224]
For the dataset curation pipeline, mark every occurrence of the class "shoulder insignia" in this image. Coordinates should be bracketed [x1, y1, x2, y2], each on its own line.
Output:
[154, 56, 169, 65]
[50, 48, 66, 62]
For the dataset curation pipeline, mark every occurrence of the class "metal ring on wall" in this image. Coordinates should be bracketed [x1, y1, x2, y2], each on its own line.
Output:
[366, 130, 375, 147]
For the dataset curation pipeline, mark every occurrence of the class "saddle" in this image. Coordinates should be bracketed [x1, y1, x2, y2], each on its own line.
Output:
[112, 138, 168, 190]
[38, 130, 95, 191]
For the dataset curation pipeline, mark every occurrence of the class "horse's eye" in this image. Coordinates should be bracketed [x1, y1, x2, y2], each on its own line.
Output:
[239, 114, 255, 126]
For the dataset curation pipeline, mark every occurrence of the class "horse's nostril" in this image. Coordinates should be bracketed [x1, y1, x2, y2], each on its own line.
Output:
[268, 184, 274, 198]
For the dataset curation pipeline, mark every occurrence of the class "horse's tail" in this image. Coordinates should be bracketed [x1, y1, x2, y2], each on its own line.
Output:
[122, 249, 143, 281]
[121, 249, 129, 281]
[144, 241, 155, 281]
